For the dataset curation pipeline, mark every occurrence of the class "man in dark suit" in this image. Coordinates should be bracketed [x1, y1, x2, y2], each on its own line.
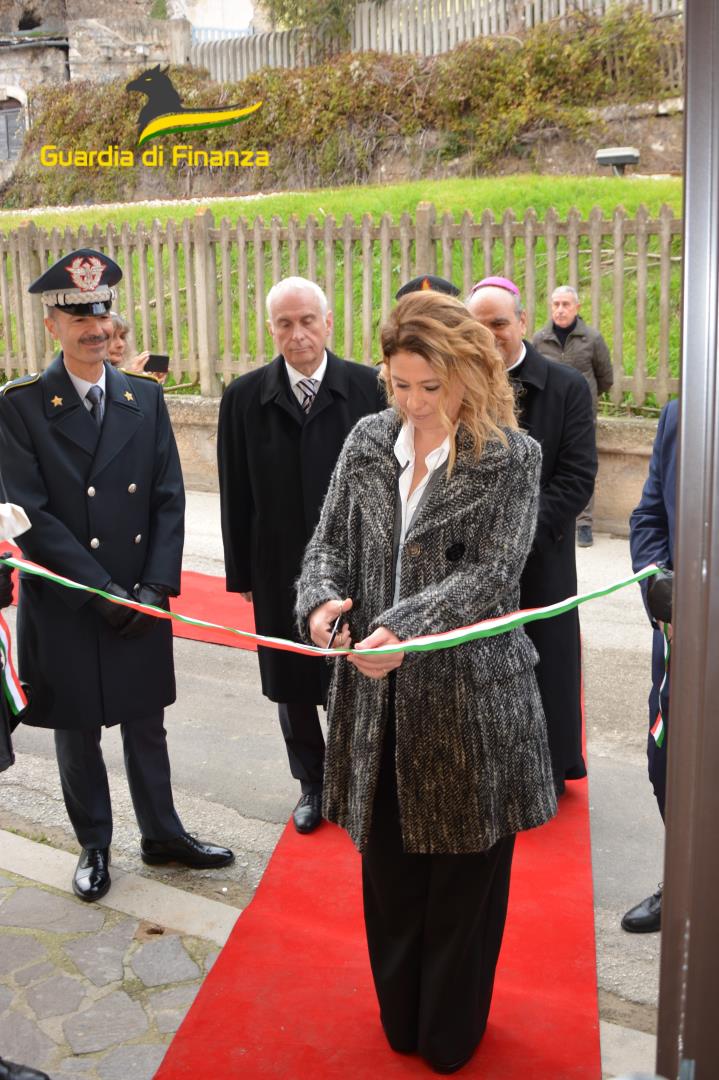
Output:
[621, 398, 677, 933]
[467, 277, 597, 794]
[0, 249, 233, 901]
[218, 276, 385, 834]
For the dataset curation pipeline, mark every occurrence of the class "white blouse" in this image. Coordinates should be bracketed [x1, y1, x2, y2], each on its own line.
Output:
[392, 421, 450, 604]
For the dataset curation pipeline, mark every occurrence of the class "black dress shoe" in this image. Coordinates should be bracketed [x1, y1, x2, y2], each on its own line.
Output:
[621, 885, 662, 933]
[293, 792, 323, 834]
[72, 847, 111, 903]
[0, 1058, 50, 1079]
[140, 832, 234, 868]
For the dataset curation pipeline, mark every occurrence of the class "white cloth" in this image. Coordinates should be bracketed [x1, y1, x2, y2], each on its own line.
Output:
[0, 502, 31, 543]
[285, 352, 327, 410]
[64, 363, 106, 412]
[506, 341, 527, 373]
[392, 421, 450, 604]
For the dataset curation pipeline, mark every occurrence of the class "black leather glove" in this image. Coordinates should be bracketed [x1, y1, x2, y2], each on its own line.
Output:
[647, 568, 674, 625]
[118, 584, 169, 640]
[90, 581, 135, 633]
[0, 552, 14, 609]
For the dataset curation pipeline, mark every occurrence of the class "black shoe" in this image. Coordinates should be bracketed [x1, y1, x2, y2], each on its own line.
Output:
[0, 1058, 50, 1080]
[293, 792, 323, 834]
[141, 832, 234, 868]
[72, 847, 111, 903]
[429, 1052, 475, 1074]
[621, 885, 662, 933]
[577, 525, 593, 548]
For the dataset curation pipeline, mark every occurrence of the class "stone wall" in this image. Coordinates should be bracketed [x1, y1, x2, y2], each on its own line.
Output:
[0, 44, 67, 92]
[68, 18, 189, 82]
[165, 398, 657, 537]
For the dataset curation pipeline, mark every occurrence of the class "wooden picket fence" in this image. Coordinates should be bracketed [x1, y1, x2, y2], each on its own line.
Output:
[0, 203, 682, 407]
[190, 0, 683, 83]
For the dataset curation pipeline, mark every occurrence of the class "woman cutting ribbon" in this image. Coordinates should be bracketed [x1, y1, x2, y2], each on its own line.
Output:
[296, 290, 557, 1074]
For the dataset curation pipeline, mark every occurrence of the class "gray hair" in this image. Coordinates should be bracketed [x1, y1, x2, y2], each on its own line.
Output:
[110, 311, 130, 335]
[551, 285, 579, 303]
[266, 276, 329, 321]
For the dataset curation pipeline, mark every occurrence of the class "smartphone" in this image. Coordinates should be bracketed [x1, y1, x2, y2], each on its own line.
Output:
[144, 353, 170, 373]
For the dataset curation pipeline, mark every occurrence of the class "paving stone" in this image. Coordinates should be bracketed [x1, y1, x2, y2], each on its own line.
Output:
[0, 887, 105, 932]
[54, 1058, 98, 1077]
[63, 917, 138, 987]
[63, 989, 148, 1053]
[0, 1011, 55, 1070]
[15, 961, 55, 987]
[130, 935, 200, 987]
[0, 985, 13, 1012]
[97, 1043, 168, 1080]
[0, 934, 47, 976]
[148, 982, 200, 1033]
[204, 947, 220, 973]
[26, 972, 86, 1019]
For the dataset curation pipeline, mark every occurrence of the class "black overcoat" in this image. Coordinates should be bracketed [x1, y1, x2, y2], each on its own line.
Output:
[0, 356, 184, 731]
[512, 342, 597, 780]
[218, 351, 385, 703]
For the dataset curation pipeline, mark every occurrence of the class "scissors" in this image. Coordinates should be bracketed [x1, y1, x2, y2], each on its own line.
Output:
[327, 607, 345, 650]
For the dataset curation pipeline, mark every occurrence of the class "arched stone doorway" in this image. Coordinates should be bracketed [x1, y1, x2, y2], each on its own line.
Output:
[0, 96, 26, 162]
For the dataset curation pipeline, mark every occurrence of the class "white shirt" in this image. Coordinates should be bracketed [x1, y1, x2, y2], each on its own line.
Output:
[64, 363, 106, 412]
[285, 352, 328, 409]
[506, 341, 527, 373]
[393, 421, 450, 604]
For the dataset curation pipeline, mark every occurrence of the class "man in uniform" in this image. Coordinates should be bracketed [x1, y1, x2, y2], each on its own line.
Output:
[621, 399, 677, 933]
[466, 277, 597, 795]
[218, 276, 385, 834]
[0, 249, 233, 901]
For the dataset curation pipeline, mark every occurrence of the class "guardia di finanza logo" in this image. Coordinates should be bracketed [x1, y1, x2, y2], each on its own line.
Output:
[39, 66, 267, 169]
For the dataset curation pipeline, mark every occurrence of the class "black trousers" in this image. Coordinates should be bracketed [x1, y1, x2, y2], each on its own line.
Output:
[277, 702, 325, 794]
[362, 708, 515, 1072]
[54, 710, 184, 849]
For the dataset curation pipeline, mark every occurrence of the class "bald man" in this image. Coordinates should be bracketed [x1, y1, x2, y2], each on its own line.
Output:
[467, 280, 597, 795]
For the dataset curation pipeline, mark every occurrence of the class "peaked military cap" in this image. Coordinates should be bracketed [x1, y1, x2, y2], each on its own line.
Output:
[395, 275, 460, 300]
[29, 249, 122, 316]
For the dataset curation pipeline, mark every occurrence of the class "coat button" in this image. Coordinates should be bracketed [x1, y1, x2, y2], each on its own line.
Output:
[87, 486, 96, 497]
[133, 534, 142, 544]
[90, 538, 100, 549]
[407, 542, 421, 557]
[128, 483, 137, 494]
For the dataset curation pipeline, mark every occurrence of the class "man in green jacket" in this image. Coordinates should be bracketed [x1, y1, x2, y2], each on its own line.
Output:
[532, 285, 613, 547]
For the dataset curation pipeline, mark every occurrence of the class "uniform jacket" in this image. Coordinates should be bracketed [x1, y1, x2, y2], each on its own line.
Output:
[295, 410, 557, 854]
[532, 315, 613, 411]
[629, 399, 677, 726]
[512, 342, 597, 780]
[218, 350, 385, 704]
[0, 356, 184, 730]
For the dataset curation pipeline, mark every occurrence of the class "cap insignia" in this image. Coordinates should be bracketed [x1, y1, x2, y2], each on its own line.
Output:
[66, 256, 106, 293]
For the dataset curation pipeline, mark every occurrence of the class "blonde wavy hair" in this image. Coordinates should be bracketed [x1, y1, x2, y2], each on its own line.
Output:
[379, 291, 517, 471]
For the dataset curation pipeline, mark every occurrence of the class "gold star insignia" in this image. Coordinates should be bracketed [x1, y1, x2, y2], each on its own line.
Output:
[124, 391, 134, 401]
[51, 395, 63, 407]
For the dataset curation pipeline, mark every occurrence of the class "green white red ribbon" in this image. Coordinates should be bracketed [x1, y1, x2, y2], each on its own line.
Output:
[0, 554, 660, 660]
[0, 611, 28, 716]
[651, 627, 671, 748]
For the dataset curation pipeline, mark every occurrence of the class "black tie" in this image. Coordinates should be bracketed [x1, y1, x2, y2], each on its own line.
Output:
[86, 385, 104, 426]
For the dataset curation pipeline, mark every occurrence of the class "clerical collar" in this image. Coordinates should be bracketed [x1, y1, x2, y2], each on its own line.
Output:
[506, 341, 527, 373]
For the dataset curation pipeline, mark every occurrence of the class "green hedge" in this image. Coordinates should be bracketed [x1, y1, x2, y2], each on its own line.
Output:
[2, 6, 682, 208]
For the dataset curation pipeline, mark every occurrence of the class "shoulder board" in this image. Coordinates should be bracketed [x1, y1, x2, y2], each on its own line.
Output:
[1, 373, 40, 396]
[120, 368, 158, 381]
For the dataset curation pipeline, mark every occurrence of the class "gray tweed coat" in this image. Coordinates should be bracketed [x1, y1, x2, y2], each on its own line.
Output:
[295, 409, 557, 854]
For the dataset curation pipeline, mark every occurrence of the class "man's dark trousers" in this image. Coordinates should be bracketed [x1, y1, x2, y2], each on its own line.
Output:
[277, 702, 325, 794]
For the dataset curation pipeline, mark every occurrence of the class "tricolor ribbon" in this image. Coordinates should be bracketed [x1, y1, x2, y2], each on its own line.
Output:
[0, 554, 661, 659]
[651, 627, 671, 748]
[0, 611, 28, 716]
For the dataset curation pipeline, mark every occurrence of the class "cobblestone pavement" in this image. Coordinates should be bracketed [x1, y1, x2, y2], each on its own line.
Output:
[0, 868, 221, 1079]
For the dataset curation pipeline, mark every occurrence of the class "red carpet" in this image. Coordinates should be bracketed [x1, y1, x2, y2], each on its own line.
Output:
[172, 570, 256, 651]
[156, 784, 600, 1079]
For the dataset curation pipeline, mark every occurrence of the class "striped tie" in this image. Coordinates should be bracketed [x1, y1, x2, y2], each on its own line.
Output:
[297, 377, 319, 413]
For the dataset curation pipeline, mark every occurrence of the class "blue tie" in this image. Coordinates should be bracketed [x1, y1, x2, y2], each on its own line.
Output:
[86, 384, 104, 426]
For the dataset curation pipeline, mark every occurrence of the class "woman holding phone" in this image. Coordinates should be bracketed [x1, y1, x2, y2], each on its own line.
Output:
[296, 291, 556, 1074]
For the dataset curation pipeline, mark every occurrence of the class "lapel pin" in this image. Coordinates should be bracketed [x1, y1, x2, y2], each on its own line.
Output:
[124, 391, 134, 401]
[51, 395, 63, 407]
